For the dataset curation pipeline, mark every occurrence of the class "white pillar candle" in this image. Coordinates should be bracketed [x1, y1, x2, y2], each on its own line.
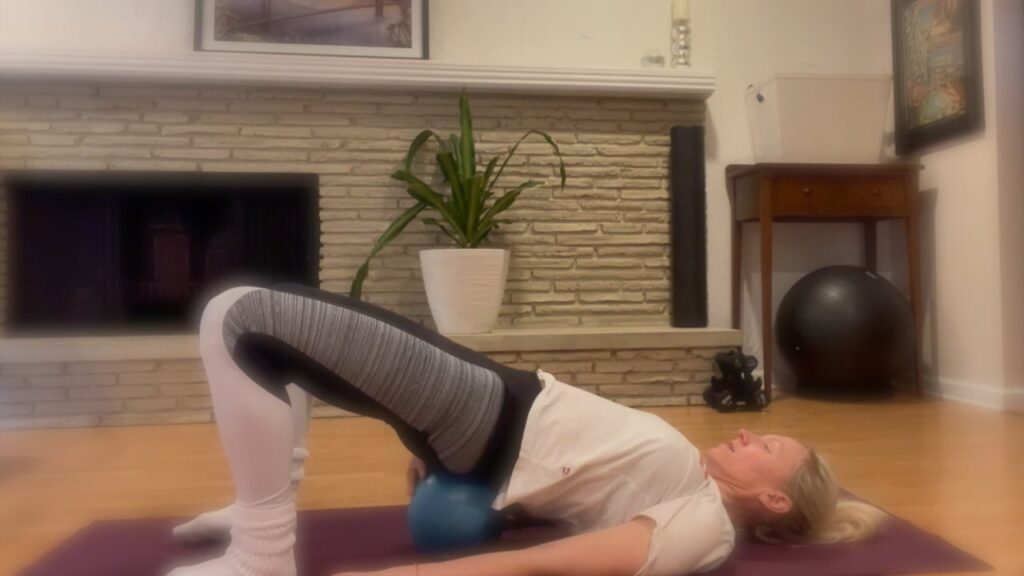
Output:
[672, 0, 689, 20]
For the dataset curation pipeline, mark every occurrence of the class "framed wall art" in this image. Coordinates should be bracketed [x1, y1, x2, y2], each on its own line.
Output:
[891, 0, 982, 155]
[195, 0, 428, 59]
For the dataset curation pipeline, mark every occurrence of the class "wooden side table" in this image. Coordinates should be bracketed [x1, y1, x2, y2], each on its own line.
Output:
[726, 163, 924, 401]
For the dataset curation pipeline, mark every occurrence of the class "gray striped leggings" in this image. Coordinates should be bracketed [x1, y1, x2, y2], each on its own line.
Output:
[199, 284, 539, 505]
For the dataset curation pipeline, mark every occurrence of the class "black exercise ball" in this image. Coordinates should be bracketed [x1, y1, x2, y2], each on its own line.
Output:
[775, 265, 913, 393]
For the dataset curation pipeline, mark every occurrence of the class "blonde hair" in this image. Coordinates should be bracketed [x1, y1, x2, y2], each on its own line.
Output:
[753, 449, 890, 545]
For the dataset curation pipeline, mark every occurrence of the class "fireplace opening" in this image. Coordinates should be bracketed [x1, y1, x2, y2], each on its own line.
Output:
[5, 170, 320, 336]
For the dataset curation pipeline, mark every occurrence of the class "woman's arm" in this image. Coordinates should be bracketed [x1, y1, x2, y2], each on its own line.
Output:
[337, 517, 654, 576]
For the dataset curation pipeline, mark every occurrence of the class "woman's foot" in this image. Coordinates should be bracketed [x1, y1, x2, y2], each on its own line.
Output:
[172, 504, 234, 543]
[173, 448, 309, 544]
[166, 501, 297, 576]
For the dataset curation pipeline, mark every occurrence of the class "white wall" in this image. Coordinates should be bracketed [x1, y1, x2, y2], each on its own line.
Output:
[0, 0, 197, 56]
[913, 0, 1024, 411]
[993, 0, 1024, 413]
[429, 0, 668, 69]
[0, 0, 671, 70]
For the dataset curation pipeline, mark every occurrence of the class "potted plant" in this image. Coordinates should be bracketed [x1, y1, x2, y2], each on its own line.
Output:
[349, 92, 566, 334]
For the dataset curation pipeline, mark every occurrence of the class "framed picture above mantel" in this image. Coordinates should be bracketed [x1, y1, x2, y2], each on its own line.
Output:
[194, 0, 429, 60]
[891, 0, 982, 155]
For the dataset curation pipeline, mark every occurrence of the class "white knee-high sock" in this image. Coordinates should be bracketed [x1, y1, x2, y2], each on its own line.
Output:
[165, 287, 300, 576]
[173, 385, 312, 544]
[172, 446, 309, 543]
[167, 500, 298, 576]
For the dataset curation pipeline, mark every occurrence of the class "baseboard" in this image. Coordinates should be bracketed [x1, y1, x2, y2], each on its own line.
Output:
[731, 370, 1022, 412]
[1005, 388, 1024, 414]
[924, 376, 1024, 411]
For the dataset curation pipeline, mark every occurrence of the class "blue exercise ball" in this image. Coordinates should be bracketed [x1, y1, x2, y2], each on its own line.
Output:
[407, 473, 503, 553]
[775, 266, 913, 394]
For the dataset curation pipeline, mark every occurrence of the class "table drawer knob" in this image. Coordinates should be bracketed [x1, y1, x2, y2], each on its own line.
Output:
[872, 189, 881, 196]
[802, 187, 812, 195]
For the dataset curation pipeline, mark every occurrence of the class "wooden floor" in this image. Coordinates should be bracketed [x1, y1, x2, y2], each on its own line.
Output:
[1, 394, 1022, 576]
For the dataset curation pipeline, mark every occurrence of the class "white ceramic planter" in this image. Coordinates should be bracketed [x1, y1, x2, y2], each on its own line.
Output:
[419, 248, 509, 335]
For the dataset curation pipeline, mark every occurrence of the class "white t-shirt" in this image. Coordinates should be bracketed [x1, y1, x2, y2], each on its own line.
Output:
[493, 370, 736, 576]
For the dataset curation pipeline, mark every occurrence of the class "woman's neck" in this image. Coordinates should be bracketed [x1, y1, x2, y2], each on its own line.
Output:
[710, 472, 753, 531]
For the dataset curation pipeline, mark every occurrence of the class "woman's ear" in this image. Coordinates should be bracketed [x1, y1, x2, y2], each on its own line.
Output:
[757, 489, 794, 516]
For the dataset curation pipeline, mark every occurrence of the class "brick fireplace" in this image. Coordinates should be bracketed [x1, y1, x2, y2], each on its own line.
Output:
[0, 81, 739, 428]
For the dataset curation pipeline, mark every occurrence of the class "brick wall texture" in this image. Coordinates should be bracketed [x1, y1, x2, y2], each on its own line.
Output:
[0, 347, 732, 429]
[0, 81, 716, 428]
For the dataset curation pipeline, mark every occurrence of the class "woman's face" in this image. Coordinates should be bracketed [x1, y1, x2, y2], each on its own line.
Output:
[704, 429, 809, 495]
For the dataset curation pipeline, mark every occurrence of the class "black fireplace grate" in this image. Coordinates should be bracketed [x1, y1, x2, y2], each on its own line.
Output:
[4, 170, 320, 336]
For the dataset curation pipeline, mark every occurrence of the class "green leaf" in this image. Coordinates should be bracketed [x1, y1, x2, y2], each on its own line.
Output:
[422, 217, 462, 244]
[349, 202, 428, 299]
[465, 173, 485, 244]
[435, 151, 466, 228]
[458, 91, 476, 180]
[532, 130, 567, 190]
[489, 180, 540, 216]
[436, 151, 461, 188]
[403, 130, 443, 172]
[392, 171, 450, 215]
[391, 170, 466, 244]
[476, 219, 513, 244]
[482, 156, 499, 194]
[448, 134, 461, 176]
[474, 180, 540, 244]
[487, 129, 567, 194]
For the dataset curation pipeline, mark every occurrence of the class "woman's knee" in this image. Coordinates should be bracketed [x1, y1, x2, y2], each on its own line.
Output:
[199, 286, 259, 353]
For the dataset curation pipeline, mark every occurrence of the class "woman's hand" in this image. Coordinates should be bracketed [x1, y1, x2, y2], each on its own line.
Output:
[406, 455, 427, 497]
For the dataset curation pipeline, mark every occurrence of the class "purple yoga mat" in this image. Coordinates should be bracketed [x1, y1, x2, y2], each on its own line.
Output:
[20, 504, 990, 576]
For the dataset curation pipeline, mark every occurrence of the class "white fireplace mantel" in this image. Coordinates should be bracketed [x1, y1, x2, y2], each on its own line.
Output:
[0, 52, 715, 99]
